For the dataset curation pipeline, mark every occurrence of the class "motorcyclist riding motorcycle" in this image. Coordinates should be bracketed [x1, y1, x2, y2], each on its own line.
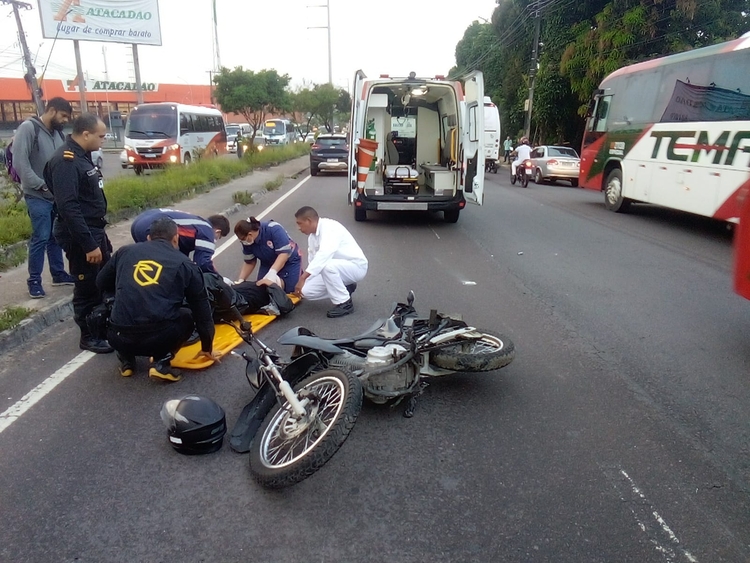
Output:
[511, 137, 532, 178]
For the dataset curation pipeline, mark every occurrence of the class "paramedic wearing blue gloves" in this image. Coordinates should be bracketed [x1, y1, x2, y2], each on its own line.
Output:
[130, 208, 230, 274]
[233, 217, 301, 293]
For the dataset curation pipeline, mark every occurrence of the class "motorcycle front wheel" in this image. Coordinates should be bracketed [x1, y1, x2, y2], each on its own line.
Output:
[249, 369, 362, 489]
[430, 330, 515, 372]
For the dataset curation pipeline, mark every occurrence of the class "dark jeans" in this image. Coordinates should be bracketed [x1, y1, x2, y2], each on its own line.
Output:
[107, 308, 195, 361]
[54, 225, 111, 336]
[25, 196, 66, 284]
[504, 150, 511, 163]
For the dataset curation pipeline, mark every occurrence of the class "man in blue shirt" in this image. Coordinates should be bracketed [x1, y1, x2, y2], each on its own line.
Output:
[131, 208, 230, 275]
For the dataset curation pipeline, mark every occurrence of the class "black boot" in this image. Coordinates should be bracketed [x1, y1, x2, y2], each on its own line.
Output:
[80, 333, 114, 354]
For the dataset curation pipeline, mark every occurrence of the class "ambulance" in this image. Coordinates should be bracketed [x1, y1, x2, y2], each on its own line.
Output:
[348, 71, 485, 223]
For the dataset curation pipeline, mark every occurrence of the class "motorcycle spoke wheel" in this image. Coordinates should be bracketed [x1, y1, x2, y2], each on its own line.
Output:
[430, 330, 515, 372]
[250, 369, 362, 489]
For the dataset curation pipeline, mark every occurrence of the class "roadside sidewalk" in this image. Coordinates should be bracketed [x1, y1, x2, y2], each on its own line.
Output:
[0, 155, 309, 355]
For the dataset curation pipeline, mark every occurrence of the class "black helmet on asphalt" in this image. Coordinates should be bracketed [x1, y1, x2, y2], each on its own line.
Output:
[160, 395, 226, 455]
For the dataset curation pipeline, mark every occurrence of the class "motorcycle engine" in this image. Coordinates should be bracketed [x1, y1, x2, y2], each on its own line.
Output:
[328, 345, 418, 404]
[362, 344, 417, 404]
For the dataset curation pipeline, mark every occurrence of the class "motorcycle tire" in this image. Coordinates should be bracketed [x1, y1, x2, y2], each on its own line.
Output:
[510, 169, 517, 185]
[521, 171, 529, 188]
[249, 369, 362, 489]
[430, 330, 515, 372]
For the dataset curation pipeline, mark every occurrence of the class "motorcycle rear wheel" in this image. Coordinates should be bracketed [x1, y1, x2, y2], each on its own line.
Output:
[249, 369, 362, 489]
[430, 330, 515, 372]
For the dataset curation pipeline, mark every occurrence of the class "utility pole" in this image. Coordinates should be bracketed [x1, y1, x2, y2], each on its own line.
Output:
[308, 0, 334, 130]
[206, 70, 214, 105]
[2, 0, 44, 115]
[524, 0, 542, 140]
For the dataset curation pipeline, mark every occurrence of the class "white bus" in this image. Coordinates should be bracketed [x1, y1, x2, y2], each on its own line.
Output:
[262, 118, 296, 145]
[484, 96, 501, 173]
[580, 32, 750, 222]
[123, 103, 227, 175]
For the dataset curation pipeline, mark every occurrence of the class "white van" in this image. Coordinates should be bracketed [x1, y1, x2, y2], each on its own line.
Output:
[348, 71, 485, 223]
[484, 96, 501, 173]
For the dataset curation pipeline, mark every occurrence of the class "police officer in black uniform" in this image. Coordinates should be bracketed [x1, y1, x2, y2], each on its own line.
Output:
[44, 113, 113, 353]
[96, 217, 221, 382]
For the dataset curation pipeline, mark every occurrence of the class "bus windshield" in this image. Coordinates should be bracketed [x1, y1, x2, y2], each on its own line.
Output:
[125, 105, 177, 139]
[263, 121, 285, 136]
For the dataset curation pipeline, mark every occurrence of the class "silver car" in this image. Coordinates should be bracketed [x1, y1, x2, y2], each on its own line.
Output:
[529, 145, 580, 187]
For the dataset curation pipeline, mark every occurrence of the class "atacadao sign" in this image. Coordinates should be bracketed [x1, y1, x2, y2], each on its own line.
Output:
[38, 0, 162, 46]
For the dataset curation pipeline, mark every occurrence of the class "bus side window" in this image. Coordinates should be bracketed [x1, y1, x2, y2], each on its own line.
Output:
[594, 96, 612, 132]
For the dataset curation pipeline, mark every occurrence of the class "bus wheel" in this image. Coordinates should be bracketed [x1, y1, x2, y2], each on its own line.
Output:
[183, 153, 192, 166]
[604, 169, 631, 212]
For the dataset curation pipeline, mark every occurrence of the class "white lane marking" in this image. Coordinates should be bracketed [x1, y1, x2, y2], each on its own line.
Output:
[429, 226, 441, 240]
[214, 174, 311, 257]
[619, 469, 699, 563]
[0, 174, 312, 436]
[0, 352, 94, 434]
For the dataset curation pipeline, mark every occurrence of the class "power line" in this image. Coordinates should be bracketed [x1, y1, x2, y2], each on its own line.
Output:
[451, 0, 575, 78]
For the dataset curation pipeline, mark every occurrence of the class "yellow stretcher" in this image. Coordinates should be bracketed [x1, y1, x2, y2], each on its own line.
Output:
[172, 294, 301, 370]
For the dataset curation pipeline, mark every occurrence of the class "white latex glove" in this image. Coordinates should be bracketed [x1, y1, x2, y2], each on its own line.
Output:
[222, 276, 235, 286]
[261, 269, 282, 287]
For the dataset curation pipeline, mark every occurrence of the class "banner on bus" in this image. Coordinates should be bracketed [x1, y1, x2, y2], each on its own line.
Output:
[37, 0, 162, 46]
[661, 80, 750, 123]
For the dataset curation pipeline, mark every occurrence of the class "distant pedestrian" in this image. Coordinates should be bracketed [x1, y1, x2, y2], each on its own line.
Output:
[503, 136, 512, 163]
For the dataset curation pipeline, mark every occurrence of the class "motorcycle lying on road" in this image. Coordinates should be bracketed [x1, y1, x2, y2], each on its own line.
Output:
[228, 291, 515, 489]
[510, 159, 532, 187]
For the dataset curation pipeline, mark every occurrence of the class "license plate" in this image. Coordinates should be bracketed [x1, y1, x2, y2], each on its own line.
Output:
[327, 158, 338, 163]
[144, 154, 157, 158]
[525, 168, 532, 175]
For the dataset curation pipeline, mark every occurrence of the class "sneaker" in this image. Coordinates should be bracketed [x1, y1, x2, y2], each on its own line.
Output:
[79, 336, 114, 354]
[149, 358, 181, 382]
[51, 273, 76, 286]
[28, 282, 46, 299]
[260, 302, 281, 316]
[117, 352, 136, 377]
[345, 283, 357, 296]
[326, 298, 353, 318]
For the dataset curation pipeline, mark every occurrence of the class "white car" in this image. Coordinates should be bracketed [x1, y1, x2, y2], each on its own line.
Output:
[91, 149, 104, 169]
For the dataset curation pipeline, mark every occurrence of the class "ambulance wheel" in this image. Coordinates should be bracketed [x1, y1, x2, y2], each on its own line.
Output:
[354, 208, 367, 222]
[134, 166, 143, 176]
[492, 163, 498, 174]
[444, 209, 460, 223]
[183, 153, 192, 165]
[604, 169, 631, 212]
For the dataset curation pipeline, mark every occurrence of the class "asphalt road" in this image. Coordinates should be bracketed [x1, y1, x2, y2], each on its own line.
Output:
[0, 169, 748, 562]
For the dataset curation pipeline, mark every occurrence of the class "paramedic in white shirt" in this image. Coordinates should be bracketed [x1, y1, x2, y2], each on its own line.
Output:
[293, 206, 368, 318]
[511, 137, 532, 177]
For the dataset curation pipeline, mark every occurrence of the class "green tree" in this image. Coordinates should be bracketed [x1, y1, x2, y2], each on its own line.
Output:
[213, 67, 292, 143]
[292, 83, 350, 133]
[451, 0, 748, 148]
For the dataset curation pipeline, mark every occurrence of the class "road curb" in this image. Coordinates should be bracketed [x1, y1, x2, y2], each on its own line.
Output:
[0, 296, 73, 357]
[0, 162, 311, 356]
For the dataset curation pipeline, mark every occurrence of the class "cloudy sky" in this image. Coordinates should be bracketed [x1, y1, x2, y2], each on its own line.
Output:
[0, 0, 498, 90]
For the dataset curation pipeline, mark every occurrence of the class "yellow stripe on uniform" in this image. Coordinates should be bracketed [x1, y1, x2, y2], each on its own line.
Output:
[63, 151, 75, 160]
